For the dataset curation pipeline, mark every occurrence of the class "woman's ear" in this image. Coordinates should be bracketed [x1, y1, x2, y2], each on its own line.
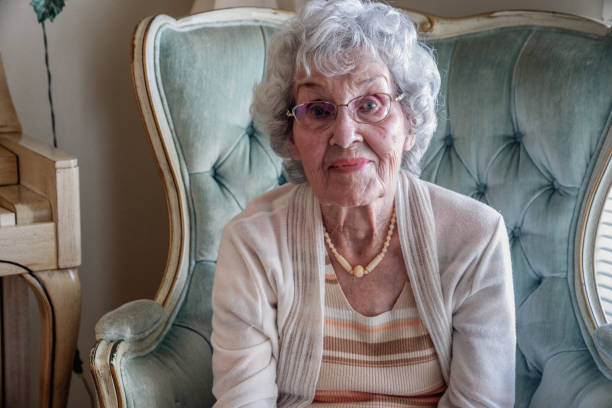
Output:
[403, 116, 416, 152]
[403, 133, 416, 152]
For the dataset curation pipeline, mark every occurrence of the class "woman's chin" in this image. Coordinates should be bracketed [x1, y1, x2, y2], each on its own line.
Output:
[312, 169, 395, 208]
[317, 186, 382, 208]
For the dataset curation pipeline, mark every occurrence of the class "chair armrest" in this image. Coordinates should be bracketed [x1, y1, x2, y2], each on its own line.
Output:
[594, 323, 612, 379]
[120, 325, 214, 407]
[95, 299, 164, 343]
[92, 307, 214, 408]
[92, 299, 169, 408]
[0, 132, 81, 269]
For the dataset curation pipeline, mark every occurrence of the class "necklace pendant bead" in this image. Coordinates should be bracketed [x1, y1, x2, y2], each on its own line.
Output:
[323, 206, 396, 279]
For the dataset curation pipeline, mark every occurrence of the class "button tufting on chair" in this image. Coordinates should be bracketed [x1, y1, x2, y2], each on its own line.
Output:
[510, 226, 521, 242]
[514, 131, 524, 143]
[444, 134, 454, 148]
[477, 182, 487, 194]
[246, 122, 255, 137]
[551, 179, 560, 191]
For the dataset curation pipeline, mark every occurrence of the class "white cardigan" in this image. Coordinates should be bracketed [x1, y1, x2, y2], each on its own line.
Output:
[211, 172, 515, 407]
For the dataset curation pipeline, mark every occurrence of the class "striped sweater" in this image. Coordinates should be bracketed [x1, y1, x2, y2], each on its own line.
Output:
[312, 260, 446, 407]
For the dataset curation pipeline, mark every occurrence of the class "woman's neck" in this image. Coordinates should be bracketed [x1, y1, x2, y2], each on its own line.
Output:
[320, 193, 396, 255]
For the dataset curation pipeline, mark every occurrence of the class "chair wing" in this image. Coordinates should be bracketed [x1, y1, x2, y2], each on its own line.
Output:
[90, 7, 612, 408]
[91, 9, 290, 407]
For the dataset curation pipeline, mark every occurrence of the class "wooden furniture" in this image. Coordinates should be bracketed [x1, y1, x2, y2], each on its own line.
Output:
[0, 57, 81, 408]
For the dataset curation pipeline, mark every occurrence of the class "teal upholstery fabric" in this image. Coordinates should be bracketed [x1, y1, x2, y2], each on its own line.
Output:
[95, 299, 164, 342]
[595, 324, 612, 370]
[121, 22, 284, 407]
[155, 25, 284, 262]
[421, 27, 612, 406]
[123, 326, 214, 407]
[121, 17, 612, 407]
[156, 23, 284, 349]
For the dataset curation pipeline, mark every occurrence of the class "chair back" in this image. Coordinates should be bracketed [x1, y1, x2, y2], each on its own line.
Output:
[411, 12, 612, 407]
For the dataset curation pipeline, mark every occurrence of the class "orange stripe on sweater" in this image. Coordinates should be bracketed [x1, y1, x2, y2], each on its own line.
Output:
[313, 389, 442, 405]
[325, 273, 337, 282]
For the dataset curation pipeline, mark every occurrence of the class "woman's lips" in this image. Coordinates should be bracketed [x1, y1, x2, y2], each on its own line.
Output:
[328, 158, 370, 173]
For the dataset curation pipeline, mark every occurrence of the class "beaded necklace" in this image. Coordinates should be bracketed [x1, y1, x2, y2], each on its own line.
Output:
[323, 208, 396, 278]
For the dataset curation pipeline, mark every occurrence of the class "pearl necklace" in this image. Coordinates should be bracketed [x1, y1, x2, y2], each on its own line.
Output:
[323, 208, 396, 278]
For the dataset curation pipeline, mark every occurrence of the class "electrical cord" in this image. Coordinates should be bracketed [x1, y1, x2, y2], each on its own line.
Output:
[73, 348, 95, 408]
[0, 260, 94, 408]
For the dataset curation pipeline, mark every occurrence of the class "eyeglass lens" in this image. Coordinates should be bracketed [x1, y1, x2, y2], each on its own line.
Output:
[292, 93, 392, 130]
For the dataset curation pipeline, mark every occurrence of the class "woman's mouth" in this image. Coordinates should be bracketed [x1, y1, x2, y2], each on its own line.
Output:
[329, 158, 370, 173]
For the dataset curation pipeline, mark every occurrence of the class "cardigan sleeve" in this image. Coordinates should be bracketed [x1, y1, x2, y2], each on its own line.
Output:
[439, 215, 516, 408]
[211, 221, 280, 408]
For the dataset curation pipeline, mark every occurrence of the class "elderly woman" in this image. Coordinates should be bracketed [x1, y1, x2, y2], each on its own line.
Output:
[211, 0, 515, 406]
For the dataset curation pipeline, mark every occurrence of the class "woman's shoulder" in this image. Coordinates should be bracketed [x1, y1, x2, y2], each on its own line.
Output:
[416, 180, 511, 291]
[421, 179, 504, 237]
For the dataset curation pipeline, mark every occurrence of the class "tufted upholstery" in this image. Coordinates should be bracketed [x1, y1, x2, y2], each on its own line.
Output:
[92, 9, 612, 408]
[420, 27, 612, 407]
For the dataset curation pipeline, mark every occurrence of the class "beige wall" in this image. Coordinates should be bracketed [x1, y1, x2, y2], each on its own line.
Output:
[0, 0, 192, 406]
[605, 0, 612, 23]
[0, 0, 606, 407]
[200, 0, 605, 18]
[391, 0, 603, 18]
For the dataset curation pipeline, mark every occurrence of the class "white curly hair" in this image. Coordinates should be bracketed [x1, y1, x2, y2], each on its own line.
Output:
[251, 0, 441, 182]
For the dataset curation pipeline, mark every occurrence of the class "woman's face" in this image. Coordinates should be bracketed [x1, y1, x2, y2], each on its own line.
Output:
[290, 57, 414, 208]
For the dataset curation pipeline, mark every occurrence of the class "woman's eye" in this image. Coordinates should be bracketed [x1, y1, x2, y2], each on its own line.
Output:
[307, 103, 333, 120]
[362, 100, 378, 112]
[312, 105, 325, 117]
[358, 97, 381, 113]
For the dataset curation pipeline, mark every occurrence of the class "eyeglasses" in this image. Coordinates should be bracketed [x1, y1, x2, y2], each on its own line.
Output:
[286, 92, 406, 131]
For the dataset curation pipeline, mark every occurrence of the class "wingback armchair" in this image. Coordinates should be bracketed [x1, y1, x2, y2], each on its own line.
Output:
[91, 7, 612, 407]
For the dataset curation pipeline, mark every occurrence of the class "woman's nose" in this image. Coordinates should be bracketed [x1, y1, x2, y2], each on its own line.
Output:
[329, 108, 363, 148]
